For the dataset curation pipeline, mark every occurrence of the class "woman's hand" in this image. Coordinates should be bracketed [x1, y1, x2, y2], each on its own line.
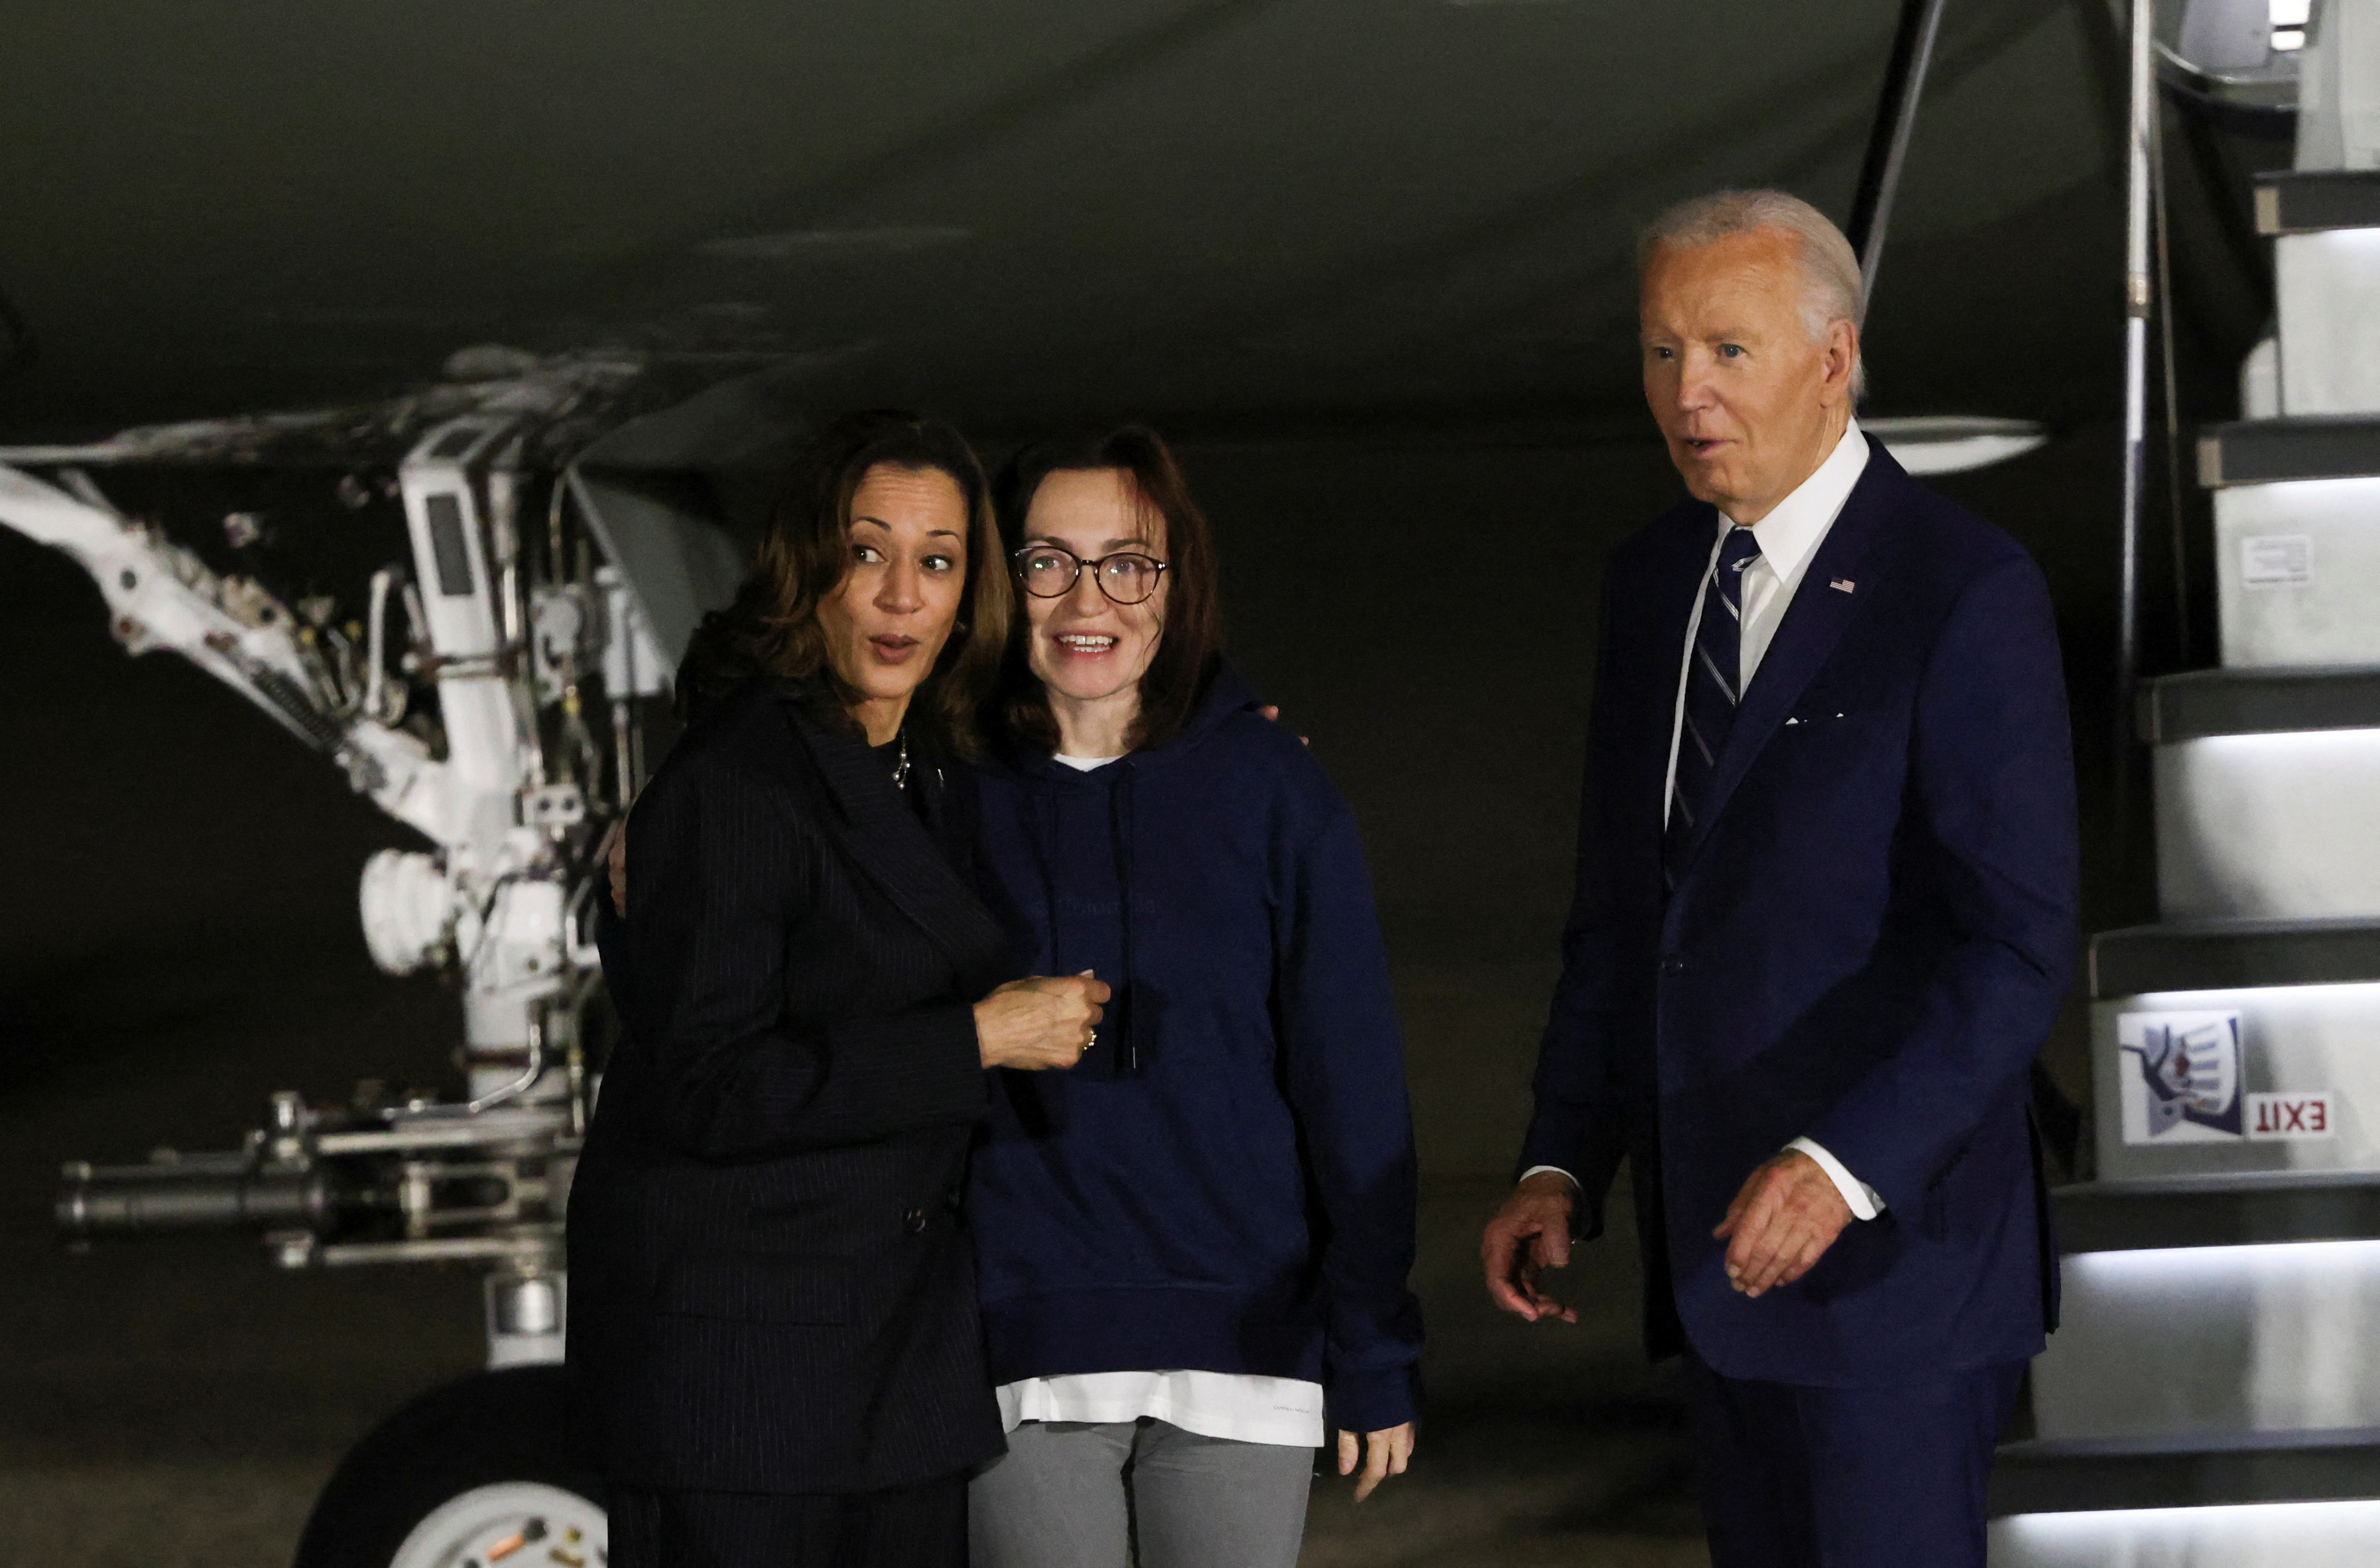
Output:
[1337, 1422, 1415, 1502]
[974, 972, 1110, 1070]
[612, 816, 1108, 1072]
[1258, 704, 1308, 746]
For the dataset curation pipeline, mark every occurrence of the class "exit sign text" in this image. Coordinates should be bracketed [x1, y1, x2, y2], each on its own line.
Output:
[2247, 1092, 2337, 1141]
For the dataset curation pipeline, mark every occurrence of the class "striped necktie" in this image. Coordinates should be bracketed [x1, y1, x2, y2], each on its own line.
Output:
[1665, 525, 1763, 884]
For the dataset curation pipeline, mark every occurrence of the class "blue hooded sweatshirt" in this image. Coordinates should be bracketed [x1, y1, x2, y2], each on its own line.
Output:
[965, 663, 1423, 1434]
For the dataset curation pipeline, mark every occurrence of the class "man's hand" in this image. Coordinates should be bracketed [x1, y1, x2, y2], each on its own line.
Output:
[1336, 1422, 1415, 1502]
[603, 817, 630, 916]
[1712, 1150, 1852, 1297]
[1480, 1170, 1580, 1323]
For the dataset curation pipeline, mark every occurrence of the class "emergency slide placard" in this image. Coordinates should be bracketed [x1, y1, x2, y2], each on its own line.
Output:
[2118, 1011, 2340, 1145]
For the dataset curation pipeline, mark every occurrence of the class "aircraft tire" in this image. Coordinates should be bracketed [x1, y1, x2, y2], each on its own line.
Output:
[291, 1365, 605, 1568]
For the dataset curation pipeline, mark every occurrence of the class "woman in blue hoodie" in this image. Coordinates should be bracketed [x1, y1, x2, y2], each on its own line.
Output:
[964, 427, 1423, 1568]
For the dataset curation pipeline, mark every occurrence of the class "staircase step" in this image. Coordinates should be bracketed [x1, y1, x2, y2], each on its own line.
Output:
[2257, 169, 2380, 235]
[1992, 1427, 2380, 1516]
[2140, 668, 2380, 743]
[2092, 919, 2380, 999]
[2054, 1173, 2380, 1254]
[2199, 416, 2380, 485]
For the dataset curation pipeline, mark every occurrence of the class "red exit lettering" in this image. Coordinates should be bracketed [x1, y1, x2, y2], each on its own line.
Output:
[2247, 1092, 2337, 1141]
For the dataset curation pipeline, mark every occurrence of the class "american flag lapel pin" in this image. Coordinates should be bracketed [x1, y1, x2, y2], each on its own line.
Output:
[1829, 577, 1856, 594]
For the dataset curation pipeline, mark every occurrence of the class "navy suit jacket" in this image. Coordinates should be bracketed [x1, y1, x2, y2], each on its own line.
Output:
[1520, 437, 2077, 1387]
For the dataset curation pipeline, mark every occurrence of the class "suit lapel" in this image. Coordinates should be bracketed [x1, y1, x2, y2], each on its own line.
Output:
[781, 697, 1006, 982]
[1673, 437, 1905, 877]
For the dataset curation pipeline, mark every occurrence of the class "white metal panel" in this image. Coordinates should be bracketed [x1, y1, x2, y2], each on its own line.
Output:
[1994, 1500, 2380, 1567]
[2295, 0, 2380, 169]
[2156, 730, 2380, 919]
[2278, 230, 2380, 412]
[399, 426, 508, 662]
[2092, 986, 2380, 1182]
[2033, 1241, 2380, 1439]
[2210, 478, 2380, 666]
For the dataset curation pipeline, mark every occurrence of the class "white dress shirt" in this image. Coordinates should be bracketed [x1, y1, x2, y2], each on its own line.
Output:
[1526, 420, 1884, 1222]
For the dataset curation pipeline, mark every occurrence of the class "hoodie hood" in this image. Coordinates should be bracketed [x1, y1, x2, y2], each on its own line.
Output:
[1002, 658, 1264, 782]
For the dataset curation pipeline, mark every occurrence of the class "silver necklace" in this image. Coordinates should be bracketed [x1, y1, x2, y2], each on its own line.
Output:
[890, 728, 911, 790]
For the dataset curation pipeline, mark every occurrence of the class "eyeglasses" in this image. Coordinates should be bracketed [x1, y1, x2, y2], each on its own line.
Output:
[1010, 545, 1170, 606]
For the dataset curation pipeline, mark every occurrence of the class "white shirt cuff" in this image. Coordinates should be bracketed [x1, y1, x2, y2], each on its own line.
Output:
[1786, 1137, 1883, 1220]
[1518, 1164, 1580, 1189]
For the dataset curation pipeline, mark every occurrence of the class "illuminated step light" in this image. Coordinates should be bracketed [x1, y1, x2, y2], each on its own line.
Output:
[1995, 1497, 2380, 1565]
[2153, 730, 2380, 924]
[1864, 415, 2047, 475]
[2062, 1233, 2380, 1280]
[2273, 0, 2310, 50]
[2117, 981, 2380, 1007]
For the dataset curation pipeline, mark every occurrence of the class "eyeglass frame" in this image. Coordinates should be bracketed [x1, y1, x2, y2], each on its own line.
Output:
[1008, 544, 1172, 605]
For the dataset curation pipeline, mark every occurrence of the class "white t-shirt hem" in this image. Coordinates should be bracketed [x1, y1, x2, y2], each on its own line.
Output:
[996, 1370, 1327, 1448]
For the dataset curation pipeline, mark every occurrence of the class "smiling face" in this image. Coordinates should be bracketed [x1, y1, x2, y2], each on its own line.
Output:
[814, 462, 969, 730]
[1640, 226, 1858, 524]
[1019, 467, 1168, 715]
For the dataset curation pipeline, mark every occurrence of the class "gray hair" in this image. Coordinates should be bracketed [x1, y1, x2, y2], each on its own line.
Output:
[1639, 188, 1866, 398]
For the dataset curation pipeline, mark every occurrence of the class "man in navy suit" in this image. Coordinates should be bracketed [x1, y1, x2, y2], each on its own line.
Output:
[1480, 189, 2077, 1567]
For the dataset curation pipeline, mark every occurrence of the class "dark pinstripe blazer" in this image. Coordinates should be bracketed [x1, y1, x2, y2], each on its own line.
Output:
[568, 678, 1009, 1495]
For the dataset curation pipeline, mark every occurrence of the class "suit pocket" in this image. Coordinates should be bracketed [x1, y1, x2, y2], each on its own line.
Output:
[1781, 706, 1887, 730]
[654, 1252, 855, 1325]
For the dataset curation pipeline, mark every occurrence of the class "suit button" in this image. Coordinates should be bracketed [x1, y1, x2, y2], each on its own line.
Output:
[944, 1188, 964, 1214]
[1660, 955, 1686, 976]
[903, 1206, 927, 1234]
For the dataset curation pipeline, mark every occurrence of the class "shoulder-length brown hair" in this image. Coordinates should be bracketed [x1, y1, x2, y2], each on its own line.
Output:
[679, 409, 1010, 755]
[995, 424, 1223, 754]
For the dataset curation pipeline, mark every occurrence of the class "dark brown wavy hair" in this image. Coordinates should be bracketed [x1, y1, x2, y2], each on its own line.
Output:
[995, 425, 1223, 754]
[678, 409, 1010, 754]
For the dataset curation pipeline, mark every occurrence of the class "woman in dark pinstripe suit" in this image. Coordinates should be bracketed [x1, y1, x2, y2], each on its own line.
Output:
[569, 411, 1107, 1568]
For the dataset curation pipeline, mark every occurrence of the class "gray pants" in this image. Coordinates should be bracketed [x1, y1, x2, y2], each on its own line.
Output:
[969, 1418, 1316, 1568]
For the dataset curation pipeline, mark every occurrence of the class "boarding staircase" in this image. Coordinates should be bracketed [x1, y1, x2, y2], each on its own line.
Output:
[1987, 3, 2380, 1562]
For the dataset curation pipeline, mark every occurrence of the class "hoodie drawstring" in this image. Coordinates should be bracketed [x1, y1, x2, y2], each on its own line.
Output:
[1109, 768, 1139, 1075]
[1020, 764, 1141, 1076]
[1026, 784, 1067, 978]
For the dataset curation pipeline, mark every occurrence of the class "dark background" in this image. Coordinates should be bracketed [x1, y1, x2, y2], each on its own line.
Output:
[0, 0, 2269, 1561]
[0, 427, 2130, 1567]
